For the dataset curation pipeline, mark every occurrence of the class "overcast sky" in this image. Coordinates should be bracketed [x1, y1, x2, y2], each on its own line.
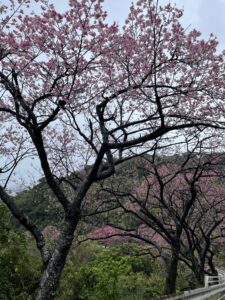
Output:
[101, 0, 225, 50]
[52, 0, 225, 50]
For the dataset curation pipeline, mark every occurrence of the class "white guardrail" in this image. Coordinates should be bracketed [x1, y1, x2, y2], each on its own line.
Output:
[205, 268, 225, 287]
[160, 268, 225, 300]
[183, 283, 225, 300]
[183, 268, 225, 300]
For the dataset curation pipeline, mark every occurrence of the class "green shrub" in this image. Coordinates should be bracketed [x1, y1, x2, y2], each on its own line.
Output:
[0, 203, 42, 300]
[57, 242, 164, 300]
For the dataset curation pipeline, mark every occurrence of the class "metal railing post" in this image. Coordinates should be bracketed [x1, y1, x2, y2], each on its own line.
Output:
[204, 275, 209, 288]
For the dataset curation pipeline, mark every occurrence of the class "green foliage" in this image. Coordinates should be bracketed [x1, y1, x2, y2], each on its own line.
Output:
[214, 245, 225, 269]
[176, 263, 191, 292]
[12, 156, 152, 232]
[15, 179, 63, 229]
[0, 203, 42, 300]
[57, 242, 164, 300]
[0, 203, 200, 300]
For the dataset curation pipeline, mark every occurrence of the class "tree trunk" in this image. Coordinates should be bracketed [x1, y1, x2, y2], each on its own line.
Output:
[35, 215, 79, 300]
[35, 177, 93, 299]
[192, 260, 204, 286]
[164, 249, 179, 295]
[208, 255, 218, 277]
[194, 268, 204, 286]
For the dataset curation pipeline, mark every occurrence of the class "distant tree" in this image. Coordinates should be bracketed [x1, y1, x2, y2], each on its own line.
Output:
[1, 0, 225, 299]
[96, 139, 225, 294]
[180, 180, 225, 285]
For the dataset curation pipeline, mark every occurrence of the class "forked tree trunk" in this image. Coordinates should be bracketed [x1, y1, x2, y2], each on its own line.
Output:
[164, 249, 179, 295]
[35, 216, 79, 300]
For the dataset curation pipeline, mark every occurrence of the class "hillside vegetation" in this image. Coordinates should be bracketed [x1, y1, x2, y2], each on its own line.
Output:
[2, 154, 224, 299]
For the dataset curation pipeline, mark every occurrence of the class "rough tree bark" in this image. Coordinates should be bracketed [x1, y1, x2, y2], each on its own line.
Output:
[35, 216, 78, 300]
[164, 247, 180, 295]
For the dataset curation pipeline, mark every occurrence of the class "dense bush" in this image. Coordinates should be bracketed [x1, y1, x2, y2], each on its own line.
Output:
[57, 242, 165, 300]
[0, 204, 42, 300]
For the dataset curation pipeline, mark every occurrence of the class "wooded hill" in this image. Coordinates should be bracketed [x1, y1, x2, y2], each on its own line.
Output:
[12, 152, 225, 296]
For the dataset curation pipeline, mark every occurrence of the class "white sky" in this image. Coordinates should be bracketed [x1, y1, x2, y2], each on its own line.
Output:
[102, 0, 225, 50]
[53, 0, 225, 49]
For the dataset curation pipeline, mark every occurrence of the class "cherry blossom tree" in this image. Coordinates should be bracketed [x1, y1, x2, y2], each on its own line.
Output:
[1, 0, 225, 298]
[96, 139, 225, 294]
[180, 178, 225, 285]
